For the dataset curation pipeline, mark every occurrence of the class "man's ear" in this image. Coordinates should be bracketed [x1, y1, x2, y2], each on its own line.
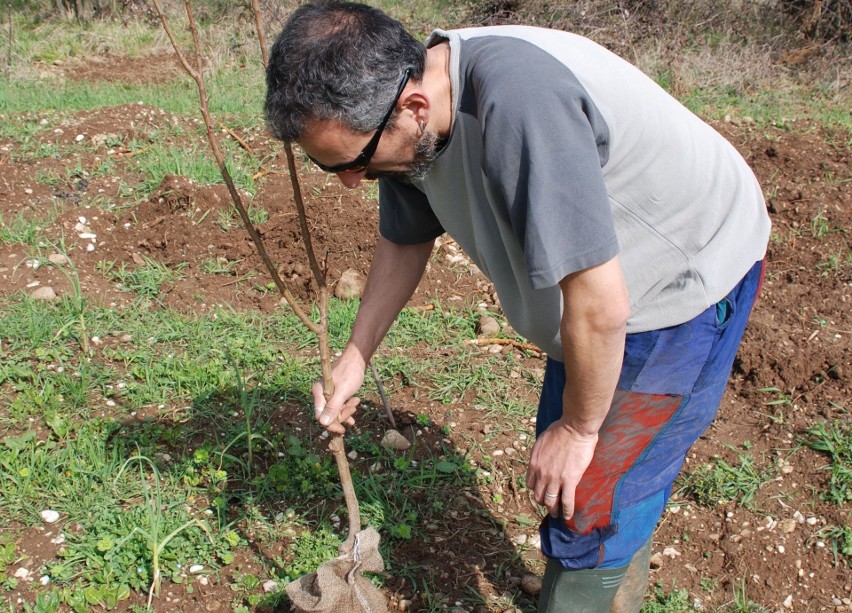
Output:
[399, 89, 430, 127]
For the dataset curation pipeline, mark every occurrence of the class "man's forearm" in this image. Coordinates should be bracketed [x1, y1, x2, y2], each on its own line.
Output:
[343, 236, 435, 366]
[558, 257, 630, 435]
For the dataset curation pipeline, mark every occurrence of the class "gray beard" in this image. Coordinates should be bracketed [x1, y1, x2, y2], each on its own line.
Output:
[367, 128, 441, 184]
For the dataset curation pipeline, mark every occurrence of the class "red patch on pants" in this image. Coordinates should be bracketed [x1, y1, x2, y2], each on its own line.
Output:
[568, 391, 683, 534]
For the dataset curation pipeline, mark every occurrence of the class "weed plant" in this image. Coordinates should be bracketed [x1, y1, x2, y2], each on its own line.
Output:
[802, 418, 852, 505]
[675, 448, 775, 509]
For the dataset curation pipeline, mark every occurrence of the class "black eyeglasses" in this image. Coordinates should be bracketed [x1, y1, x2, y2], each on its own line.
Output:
[307, 69, 411, 174]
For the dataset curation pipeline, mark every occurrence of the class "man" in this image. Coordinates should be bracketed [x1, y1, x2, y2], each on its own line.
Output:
[264, 2, 770, 611]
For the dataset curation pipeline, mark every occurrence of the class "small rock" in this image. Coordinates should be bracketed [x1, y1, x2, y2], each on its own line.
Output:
[398, 599, 412, 611]
[793, 511, 805, 523]
[529, 534, 541, 549]
[347, 450, 358, 460]
[492, 449, 504, 457]
[14, 568, 31, 580]
[262, 580, 279, 593]
[381, 429, 411, 451]
[779, 518, 797, 533]
[334, 268, 365, 300]
[39, 575, 50, 586]
[520, 574, 542, 596]
[31, 287, 57, 301]
[40, 509, 60, 523]
[75, 134, 85, 142]
[512, 534, 528, 546]
[477, 315, 500, 336]
[189, 564, 204, 574]
[662, 546, 681, 558]
[649, 553, 664, 568]
[48, 253, 69, 265]
[806, 517, 818, 525]
[783, 595, 794, 609]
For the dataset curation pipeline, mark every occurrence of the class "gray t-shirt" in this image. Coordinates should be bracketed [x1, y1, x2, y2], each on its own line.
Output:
[379, 26, 770, 357]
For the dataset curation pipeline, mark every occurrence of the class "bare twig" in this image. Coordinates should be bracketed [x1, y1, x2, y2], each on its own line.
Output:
[218, 122, 255, 156]
[6, 1, 12, 73]
[369, 361, 396, 429]
[154, 0, 368, 556]
[250, 0, 269, 67]
[464, 337, 541, 354]
[151, 0, 319, 337]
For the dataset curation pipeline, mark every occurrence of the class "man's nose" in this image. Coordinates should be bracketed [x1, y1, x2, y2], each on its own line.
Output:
[336, 170, 367, 188]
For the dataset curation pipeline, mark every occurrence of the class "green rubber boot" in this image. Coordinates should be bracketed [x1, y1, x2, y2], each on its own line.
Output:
[537, 539, 651, 613]
[609, 539, 651, 613]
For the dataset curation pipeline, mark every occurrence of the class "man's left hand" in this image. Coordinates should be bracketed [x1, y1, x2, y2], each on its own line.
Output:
[526, 420, 598, 521]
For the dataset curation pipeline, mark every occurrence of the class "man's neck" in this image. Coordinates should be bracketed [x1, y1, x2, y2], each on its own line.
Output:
[424, 40, 453, 139]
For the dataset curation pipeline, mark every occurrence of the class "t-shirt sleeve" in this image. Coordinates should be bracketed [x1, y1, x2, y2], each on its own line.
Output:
[471, 38, 620, 289]
[378, 178, 445, 244]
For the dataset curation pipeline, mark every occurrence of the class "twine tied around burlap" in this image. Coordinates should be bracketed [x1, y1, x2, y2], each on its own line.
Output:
[285, 526, 388, 612]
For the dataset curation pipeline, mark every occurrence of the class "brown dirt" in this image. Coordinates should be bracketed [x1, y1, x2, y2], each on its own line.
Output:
[1, 57, 850, 612]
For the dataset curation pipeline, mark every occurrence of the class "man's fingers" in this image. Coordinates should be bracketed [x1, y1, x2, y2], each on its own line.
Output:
[316, 395, 361, 433]
[338, 397, 360, 423]
[318, 403, 342, 426]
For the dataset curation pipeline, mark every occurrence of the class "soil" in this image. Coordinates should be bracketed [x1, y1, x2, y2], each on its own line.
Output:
[0, 52, 849, 613]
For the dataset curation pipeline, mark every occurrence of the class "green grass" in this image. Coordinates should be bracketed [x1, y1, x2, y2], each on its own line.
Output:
[802, 418, 852, 505]
[0, 66, 265, 120]
[0, 288, 532, 609]
[675, 448, 776, 509]
[0, 204, 67, 247]
[134, 141, 258, 195]
[98, 257, 189, 304]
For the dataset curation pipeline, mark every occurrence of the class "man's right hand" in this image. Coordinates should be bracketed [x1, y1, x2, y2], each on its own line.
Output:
[311, 350, 366, 434]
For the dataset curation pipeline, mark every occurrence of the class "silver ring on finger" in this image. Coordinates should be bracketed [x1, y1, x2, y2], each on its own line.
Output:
[544, 492, 558, 499]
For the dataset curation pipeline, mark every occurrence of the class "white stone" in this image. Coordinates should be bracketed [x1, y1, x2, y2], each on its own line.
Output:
[334, 268, 365, 300]
[40, 510, 60, 523]
[75, 134, 85, 142]
[477, 315, 501, 336]
[783, 595, 794, 609]
[189, 565, 204, 574]
[662, 546, 681, 558]
[14, 568, 31, 579]
[262, 580, 279, 593]
[48, 253, 69, 265]
[520, 574, 542, 595]
[381, 429, 411, 451]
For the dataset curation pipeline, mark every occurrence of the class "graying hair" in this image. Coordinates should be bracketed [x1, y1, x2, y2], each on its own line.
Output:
[265, 1, 426, 142]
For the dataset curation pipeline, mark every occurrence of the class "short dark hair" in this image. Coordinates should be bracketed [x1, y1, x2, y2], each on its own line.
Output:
[264, 1, 426, 143]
